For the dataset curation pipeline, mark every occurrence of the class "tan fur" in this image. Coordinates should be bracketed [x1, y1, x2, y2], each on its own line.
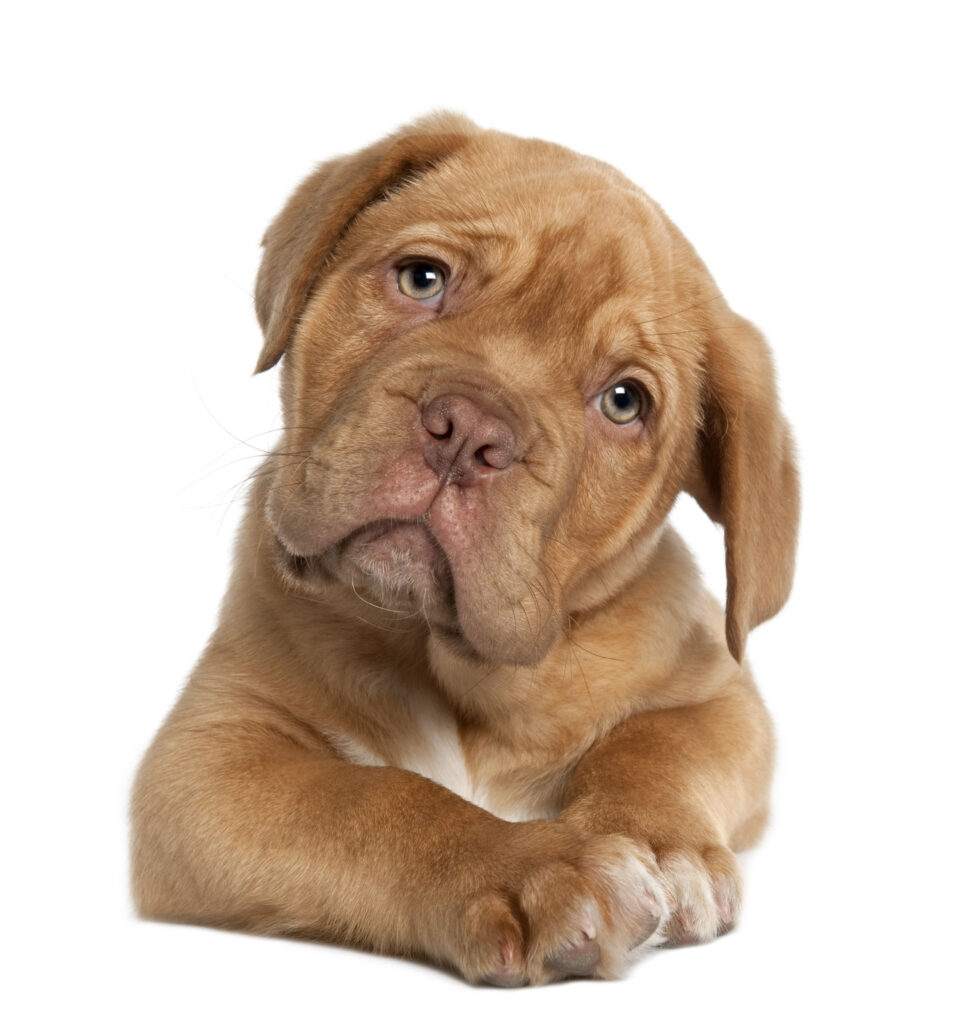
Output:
[131, 114, 799, 985]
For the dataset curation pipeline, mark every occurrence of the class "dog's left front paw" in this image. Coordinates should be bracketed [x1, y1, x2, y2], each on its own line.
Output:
[645, 844, 741, 947]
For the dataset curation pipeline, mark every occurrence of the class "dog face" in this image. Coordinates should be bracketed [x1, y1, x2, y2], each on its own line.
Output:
[257, 114, 797, 667]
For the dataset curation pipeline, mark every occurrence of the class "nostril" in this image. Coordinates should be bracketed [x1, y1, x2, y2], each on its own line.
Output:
[422, 399, 453, 440]
[477, 440, 514, 471]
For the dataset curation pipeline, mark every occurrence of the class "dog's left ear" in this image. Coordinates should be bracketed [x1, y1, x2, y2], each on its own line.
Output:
[254, 113, 480, 373]
[684, 314, 800, 662]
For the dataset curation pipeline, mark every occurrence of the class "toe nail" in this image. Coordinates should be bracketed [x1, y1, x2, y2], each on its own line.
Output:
[631, 912, 661, 948]
[482, 969, 526, 988]
[545, 936, 600, 976]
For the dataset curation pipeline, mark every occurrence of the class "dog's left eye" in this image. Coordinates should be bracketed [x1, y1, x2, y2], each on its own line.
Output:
[397, 261, 447, 302]
[599, 382, 645, 425]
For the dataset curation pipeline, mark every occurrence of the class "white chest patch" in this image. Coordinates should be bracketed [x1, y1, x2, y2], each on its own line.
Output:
[322, 680, 550, 823]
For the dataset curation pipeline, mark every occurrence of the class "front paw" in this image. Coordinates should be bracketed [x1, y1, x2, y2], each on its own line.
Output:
[649, 844, 741, 946]
[459, 830, 669, 986]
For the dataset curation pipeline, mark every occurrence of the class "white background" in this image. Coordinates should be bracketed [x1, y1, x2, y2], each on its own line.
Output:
[3, 1, 970, 1021]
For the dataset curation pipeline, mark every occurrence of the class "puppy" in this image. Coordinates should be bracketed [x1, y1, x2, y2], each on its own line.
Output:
[131, 114, 798, 986]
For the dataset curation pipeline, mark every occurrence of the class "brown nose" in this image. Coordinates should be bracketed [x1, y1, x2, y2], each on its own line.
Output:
[421, 393, 516, 486]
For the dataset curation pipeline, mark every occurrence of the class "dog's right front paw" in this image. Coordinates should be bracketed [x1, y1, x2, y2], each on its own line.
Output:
[455, 830, 668, 986]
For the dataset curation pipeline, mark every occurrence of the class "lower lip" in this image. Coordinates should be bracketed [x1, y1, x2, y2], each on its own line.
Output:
[347, 518, 437, 552]
[343, 519, 451, 587]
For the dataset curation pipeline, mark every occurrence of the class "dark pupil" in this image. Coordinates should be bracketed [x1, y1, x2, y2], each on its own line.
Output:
[411, 265, 437, 291]
[612, 386, 635, 410]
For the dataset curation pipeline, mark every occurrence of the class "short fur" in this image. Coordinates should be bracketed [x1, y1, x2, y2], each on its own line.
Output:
[131, 114, 799, 985]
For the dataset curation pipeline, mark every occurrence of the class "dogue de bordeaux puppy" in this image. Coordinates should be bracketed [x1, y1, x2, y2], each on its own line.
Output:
[131, 113, 799, 986]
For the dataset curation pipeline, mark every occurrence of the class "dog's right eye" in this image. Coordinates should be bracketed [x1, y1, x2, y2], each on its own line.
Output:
[397, 261, 447, 303]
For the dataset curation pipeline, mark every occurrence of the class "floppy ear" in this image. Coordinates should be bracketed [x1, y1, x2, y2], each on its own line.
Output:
[253, 112, 480, 373]
[685, 314, 800, 662]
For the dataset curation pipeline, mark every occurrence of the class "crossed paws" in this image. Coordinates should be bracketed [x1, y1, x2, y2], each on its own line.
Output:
[453, 831, 741, 986]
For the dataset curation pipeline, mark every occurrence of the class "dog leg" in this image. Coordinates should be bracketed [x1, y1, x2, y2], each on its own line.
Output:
[131, 694, 664, 986]
[560, 682, 774, 949]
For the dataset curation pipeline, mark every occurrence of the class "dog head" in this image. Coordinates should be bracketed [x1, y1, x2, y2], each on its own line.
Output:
[256, 114, 798, 666]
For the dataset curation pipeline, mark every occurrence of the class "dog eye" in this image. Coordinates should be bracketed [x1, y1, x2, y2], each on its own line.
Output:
[397, 261, 447, 302]
[599, 381, 645, 425]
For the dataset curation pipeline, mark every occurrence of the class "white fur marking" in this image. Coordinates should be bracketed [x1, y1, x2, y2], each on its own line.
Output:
[321, 680, 543, 822]
[321, 730, 386, 768]
[397, 686, 478, 804]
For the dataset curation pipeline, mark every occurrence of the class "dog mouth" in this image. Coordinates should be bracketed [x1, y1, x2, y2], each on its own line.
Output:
[270, 473, 562, 666]
[276, 518, 456, 617]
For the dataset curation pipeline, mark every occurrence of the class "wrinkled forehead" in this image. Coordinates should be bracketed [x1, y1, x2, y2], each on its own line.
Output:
[376, 154, 668, 273]
[348, 139, 712, 367]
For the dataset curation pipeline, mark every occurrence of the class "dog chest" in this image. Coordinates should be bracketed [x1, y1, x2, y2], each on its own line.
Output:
[320, 674, 557, 823]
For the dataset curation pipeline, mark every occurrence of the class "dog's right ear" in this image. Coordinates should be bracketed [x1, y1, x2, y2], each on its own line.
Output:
[253, 113, 480, 373]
